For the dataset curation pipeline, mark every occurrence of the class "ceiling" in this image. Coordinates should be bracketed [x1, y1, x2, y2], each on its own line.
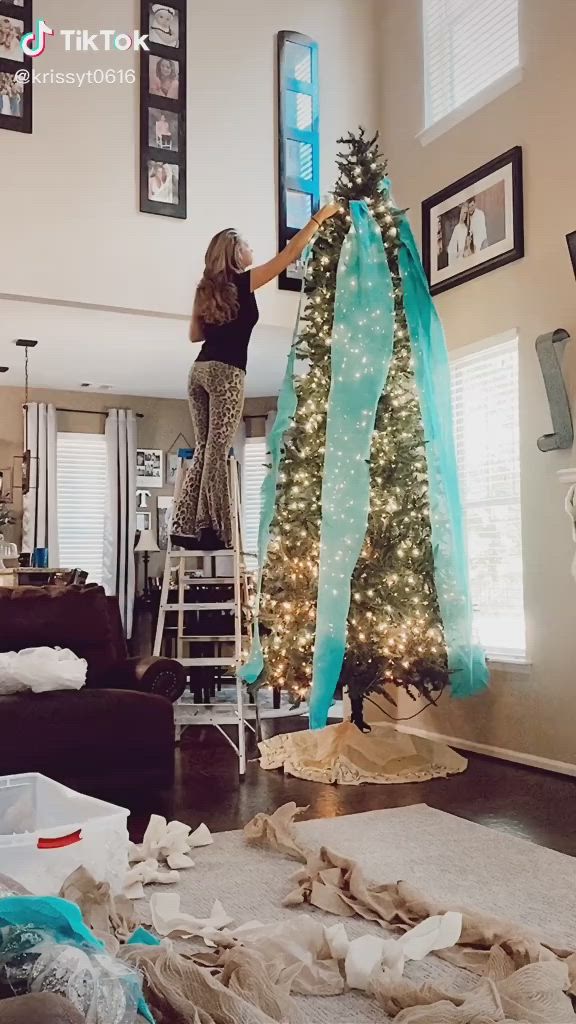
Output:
[0, 297, 291, 400]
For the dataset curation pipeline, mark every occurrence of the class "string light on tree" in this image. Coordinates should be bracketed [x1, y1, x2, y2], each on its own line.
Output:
[258, 129, 449, 725]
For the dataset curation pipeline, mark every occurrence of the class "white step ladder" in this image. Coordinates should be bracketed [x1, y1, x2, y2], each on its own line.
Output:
[153, 456, 257, 775]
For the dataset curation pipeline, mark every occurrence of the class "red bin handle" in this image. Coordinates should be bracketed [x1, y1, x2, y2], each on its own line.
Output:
[37, 829, 82, 850]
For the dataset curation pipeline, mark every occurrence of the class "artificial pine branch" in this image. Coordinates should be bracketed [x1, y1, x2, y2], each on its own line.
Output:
[0, 494, 15, 530]
[258, 128, 449, 719]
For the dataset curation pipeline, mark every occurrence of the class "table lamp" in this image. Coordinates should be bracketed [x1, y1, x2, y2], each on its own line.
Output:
[135, 528, 159, 597]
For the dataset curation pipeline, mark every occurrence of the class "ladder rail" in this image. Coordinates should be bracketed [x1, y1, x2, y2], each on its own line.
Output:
[230, 456, 246, 775]
[153, 454, 250, 776]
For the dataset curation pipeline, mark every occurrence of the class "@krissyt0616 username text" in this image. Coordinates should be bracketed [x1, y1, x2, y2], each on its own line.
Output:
[14, 69, 136, 86]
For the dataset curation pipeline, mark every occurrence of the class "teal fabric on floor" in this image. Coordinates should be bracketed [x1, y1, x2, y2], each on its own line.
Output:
[398, 214, 488, 697]
[0, 896, 104, 951]
[309, 201, 395, 729]
[127, 927, 161, 947]
[0, 897, 155, 1023]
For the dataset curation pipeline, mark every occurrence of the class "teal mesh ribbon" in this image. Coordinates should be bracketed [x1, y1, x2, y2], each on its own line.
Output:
[239, 250, 311, 686]
[0, 897, 155, 1023]
[398, 213, 488, 697]
[309, 201, 395, 728]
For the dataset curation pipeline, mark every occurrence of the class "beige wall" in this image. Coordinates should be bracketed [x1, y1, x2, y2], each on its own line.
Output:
[1, 0, 378, 332]
[375, 0, 576, 767]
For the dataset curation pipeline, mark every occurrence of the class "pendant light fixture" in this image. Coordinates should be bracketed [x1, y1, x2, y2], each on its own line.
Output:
[15, 339, 38, 496]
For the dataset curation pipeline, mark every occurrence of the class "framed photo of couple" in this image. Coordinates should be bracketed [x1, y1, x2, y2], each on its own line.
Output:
[0, 0, 33, 134]
[422, 147, 524, 296]
[140, 1, 187, 219]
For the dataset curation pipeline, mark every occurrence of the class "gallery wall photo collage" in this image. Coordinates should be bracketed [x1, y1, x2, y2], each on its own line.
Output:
[0, 0, 32, 133]
[140, 1, 187, 219]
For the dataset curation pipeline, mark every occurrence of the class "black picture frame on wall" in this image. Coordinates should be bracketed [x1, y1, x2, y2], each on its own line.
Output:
[0, 0, 33, 134]
[277, 30, 320, 292]
[422, 146, 524, 296]
[140, 0, 187, 219]
[566, 231, 576, 280]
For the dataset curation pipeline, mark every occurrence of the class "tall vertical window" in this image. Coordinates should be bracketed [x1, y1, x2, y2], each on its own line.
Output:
[450, 336, 526, 659]
[423, 0, 520, 129]
[242, 436, 268, 570]
[57, 432, 108, 584]
[277, 30, 320, 291]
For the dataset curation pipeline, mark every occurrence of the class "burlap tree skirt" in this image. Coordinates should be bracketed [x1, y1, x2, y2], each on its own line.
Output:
[258, 721, 467, 785]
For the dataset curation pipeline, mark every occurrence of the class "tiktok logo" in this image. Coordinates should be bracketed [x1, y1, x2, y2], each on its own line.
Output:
[21, 18, 54, 57]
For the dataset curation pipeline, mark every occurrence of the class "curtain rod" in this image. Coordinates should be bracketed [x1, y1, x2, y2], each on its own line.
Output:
[56, 406, 144, 419]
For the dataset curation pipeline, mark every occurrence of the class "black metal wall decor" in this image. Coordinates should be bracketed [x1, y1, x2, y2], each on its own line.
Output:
[536, 328, 573, 452]
[566, 231, 576, 280]
[277, 30, 320, 292]
[140, 1, 187, 219]
[0, 0, 33, 134]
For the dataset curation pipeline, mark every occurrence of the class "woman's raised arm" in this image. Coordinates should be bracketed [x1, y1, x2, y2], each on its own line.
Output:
[250, 201, 340, 292]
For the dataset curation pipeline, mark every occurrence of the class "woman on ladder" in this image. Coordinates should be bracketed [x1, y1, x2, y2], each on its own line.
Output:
[171, 201, 339, 551]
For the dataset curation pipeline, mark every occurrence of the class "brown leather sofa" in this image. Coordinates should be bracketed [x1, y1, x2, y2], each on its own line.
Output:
[0, 585, 186, 793]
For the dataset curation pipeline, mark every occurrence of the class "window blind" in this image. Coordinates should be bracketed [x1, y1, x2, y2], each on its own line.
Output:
[450, 337, 525, 658]
[423, 0, 520, 128]
[243, 436, 268, 570]
[57, 432, 108, 585]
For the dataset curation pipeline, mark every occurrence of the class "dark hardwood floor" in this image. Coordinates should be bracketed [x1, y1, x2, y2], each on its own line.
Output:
[121, 718, 576, 857]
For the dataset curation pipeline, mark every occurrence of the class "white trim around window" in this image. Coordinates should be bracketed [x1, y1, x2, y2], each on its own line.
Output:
[421, 0, 522, 145]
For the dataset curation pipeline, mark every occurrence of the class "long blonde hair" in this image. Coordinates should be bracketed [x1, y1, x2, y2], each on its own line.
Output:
[195, 229, 244, 325]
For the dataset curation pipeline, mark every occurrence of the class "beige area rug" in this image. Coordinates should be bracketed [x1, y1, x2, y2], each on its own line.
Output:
[259, 721, 468, 784]
[140, 805, 576, 1023]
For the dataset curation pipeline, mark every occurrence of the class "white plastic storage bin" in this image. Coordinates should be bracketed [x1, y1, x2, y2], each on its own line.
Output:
[0, 773, 129, 895]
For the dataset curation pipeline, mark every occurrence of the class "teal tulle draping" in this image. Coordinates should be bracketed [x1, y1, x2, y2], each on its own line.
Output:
[309, 201, 395, 729]
[398, 213, 488, 698]
[241, 193, 487, 721]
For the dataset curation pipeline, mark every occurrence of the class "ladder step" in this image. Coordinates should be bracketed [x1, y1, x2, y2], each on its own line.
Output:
[169, 549, 233, 557]
[182, 577, 236, 584]
[180, 657, 236, 667]
[164, 602, 235, 611]
[177, 634, 236, 641]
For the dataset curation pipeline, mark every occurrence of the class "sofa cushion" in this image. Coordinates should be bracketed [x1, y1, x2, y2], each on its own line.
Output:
[0, 689, 174, 783]
[0, 586, 116, 684]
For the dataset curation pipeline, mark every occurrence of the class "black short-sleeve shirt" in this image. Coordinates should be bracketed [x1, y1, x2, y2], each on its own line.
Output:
[196, 270, 259, 373]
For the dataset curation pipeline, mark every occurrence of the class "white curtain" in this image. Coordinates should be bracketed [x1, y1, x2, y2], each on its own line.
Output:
[22, 402, 60, 562]
[103, 409, 137, 637]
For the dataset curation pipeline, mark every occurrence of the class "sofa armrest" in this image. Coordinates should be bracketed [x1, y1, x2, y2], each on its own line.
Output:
[95, 657, 186, 703]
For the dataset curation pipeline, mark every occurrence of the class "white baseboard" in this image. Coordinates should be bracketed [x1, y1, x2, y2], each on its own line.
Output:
[395, 724, 576, 779]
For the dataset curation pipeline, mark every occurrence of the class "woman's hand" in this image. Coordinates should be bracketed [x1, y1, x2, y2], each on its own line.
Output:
[316, 200, 341, 223]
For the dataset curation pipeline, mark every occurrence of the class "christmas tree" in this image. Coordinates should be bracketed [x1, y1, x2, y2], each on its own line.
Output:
[242, 129, 487, 728]
[0, 493, 14, 531]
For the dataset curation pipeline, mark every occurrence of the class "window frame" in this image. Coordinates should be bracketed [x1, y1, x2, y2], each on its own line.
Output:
[449, 330, 527, 665]
[277, 30, 320, 292]
[420, 0, 522, 146]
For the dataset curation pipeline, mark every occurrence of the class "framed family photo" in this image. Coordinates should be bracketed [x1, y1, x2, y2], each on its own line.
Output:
[140, 1, 187, 219]
[136, 448, 164, 488]
[422, 147, 524, 295]
[0, 0, 33, 134]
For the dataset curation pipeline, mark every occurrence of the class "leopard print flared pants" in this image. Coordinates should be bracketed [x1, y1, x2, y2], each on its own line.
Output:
[171, 360, 245, 547]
